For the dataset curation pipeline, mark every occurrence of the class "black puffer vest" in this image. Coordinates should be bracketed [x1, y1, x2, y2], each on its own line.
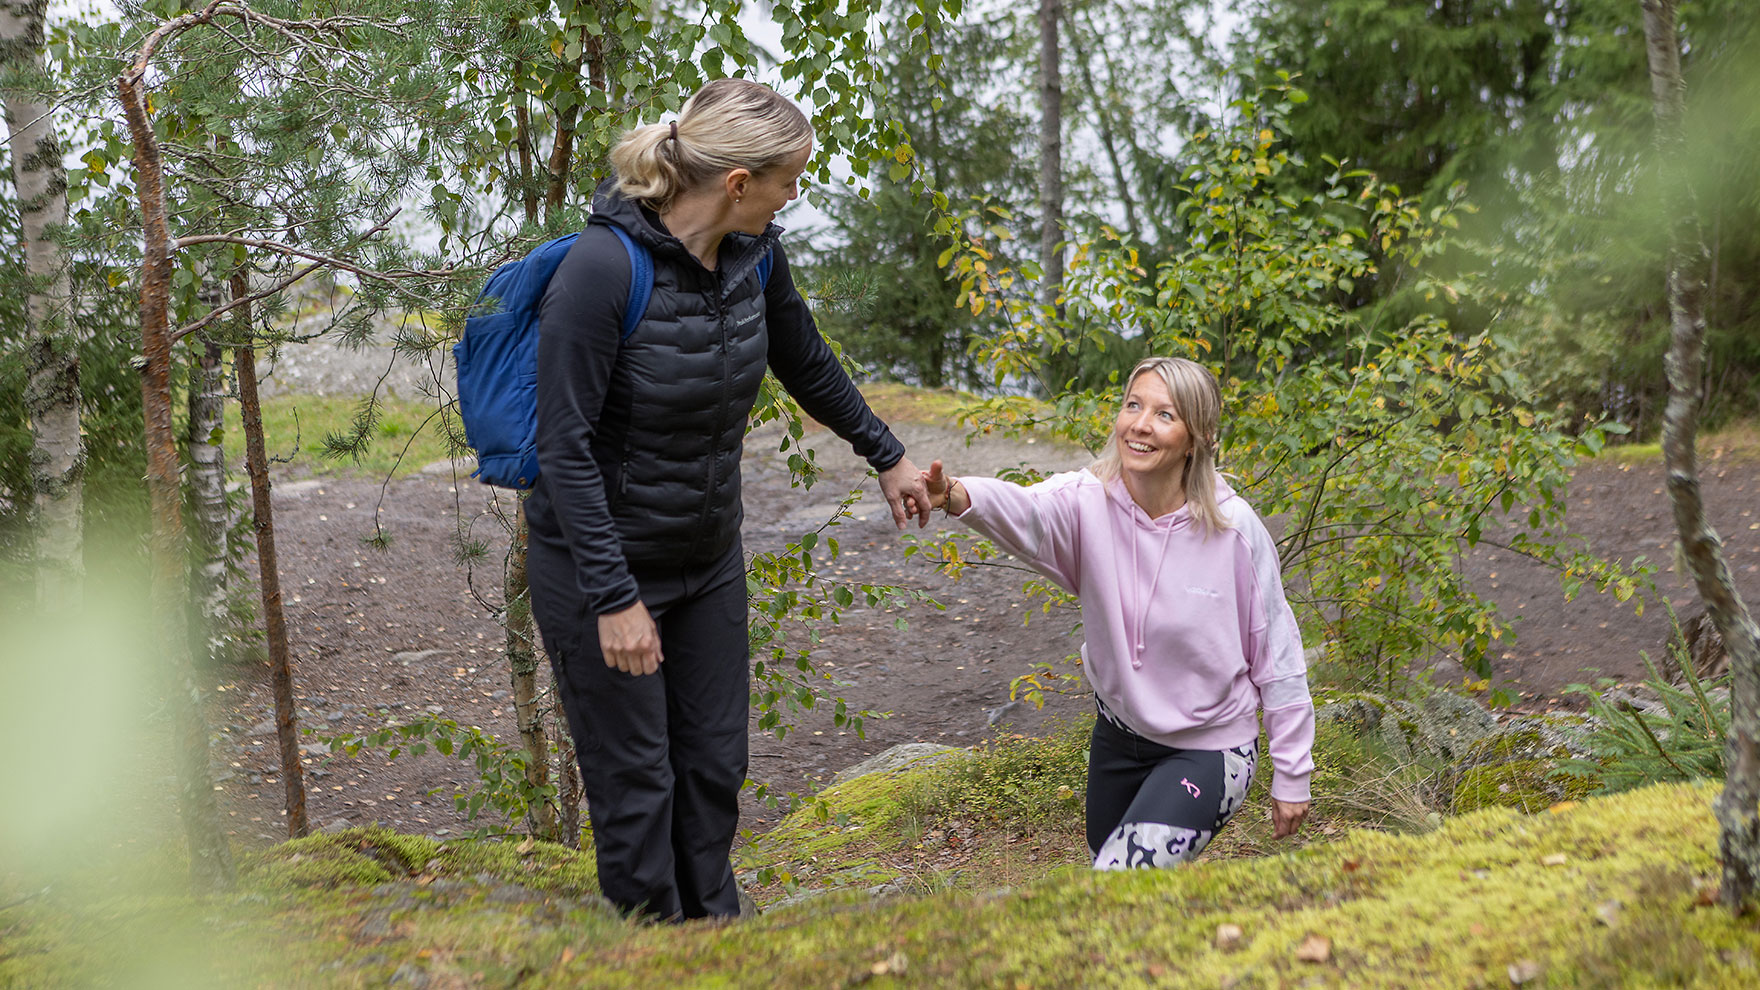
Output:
[588, 190, 776, 568]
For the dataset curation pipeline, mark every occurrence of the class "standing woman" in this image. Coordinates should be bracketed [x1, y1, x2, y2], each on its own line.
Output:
[526, 79, 930, 920]
[922, 357, 1313, 869]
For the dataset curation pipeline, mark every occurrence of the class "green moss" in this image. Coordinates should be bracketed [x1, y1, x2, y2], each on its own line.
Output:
[1453, 760, 1562, 813]
[10, 775, 1760, 987]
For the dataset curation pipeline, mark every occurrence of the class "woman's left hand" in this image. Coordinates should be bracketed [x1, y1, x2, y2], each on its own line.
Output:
[1272, 799, 1309, 839]
[878, 456, 933, 528]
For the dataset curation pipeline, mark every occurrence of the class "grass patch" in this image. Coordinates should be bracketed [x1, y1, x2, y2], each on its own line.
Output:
[221, 393, 462, 481]
[1601, 419, 1760, 465]
[855, 382, 986, 427]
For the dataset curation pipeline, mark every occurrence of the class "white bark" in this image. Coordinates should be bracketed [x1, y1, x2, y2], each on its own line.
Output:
[1037, 0, 1064, 311]
[1643, 0, 1760, 913]
[186, 334, 231, 663]
[2, 0, 82, 605]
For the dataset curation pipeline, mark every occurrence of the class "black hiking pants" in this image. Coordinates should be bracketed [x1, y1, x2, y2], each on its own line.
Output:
[548, 545, 749, 921]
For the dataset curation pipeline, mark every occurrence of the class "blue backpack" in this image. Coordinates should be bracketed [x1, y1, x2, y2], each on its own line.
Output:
[453, 224, 771, 489]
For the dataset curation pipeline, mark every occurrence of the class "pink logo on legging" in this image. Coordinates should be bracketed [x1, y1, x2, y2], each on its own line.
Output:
[1181, 777, 1201, 798]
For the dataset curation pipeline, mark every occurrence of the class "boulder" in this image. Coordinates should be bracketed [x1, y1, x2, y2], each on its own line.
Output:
[830, 743, 962, 785]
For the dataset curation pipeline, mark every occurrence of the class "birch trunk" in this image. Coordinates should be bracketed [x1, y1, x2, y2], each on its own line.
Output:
[2, 0, 82, 605]
[235, 285, 309, 837]
[1063, 8, 1139, 244]
[186, 334, 231, 665]
[1036, 0, 1064, 311]
[1642, 0, 1760, 913]
[120, 60, 235, 891]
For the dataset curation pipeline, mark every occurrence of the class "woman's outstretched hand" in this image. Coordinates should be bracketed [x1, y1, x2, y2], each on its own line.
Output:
[922, 460, 968, 515]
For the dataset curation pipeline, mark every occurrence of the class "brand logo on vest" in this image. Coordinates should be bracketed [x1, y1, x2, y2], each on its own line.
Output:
[733, 310, 761, 328]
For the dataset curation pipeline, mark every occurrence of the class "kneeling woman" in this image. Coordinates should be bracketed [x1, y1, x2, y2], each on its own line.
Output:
[924, 357, 1313, 868]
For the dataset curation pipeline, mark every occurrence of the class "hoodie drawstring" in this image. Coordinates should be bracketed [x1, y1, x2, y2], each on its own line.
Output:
[1129, 508, 1179, 668]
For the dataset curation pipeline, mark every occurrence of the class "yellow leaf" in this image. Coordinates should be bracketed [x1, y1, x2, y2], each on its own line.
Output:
[1209, 185, 1223, 198]
[550, 36, 565, 59]
[970, 296, 983, 316]
[1259, 129, 1274, 144]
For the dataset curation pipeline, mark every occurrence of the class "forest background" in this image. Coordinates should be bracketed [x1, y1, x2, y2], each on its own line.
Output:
[2, 0, 1760, 983]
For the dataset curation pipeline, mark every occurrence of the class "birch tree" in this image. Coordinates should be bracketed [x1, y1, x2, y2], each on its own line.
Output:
[185, 329, 231, 666]
[109, 0, 485, 876]
[1641, 0, 1760, 912]
[1, 0, 82, 605]
[1036, 0, 1063, 311]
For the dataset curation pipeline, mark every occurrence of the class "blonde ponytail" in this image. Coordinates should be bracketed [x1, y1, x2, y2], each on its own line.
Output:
[610, 79, 814, 211]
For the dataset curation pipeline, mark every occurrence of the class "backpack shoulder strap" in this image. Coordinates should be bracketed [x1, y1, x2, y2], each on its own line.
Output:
[756, 245, 774, 290]
[607, 225, 653, 340]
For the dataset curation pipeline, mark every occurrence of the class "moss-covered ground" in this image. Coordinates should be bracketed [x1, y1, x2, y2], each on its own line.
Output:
[5, 720, 1758, 989]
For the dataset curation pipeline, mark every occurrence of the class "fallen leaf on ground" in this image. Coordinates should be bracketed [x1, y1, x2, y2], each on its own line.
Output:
[1540, 853, 1568, 867]
[1215, 924, 1243, 949]
[1295, 934, 1331, 963]
[1508, 959, 1543, 984]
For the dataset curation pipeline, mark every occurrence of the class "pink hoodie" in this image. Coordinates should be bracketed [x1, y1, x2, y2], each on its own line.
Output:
[956, 470, 1315, 803]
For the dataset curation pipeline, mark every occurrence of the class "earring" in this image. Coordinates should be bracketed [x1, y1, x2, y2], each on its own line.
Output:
[735, 198, 742, 204]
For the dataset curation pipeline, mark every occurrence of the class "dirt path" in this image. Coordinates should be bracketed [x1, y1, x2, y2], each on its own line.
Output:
[206, 410, 1760, 848]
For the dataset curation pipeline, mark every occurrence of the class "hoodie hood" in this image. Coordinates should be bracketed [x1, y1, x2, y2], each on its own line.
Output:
[1102, 471, 1239, 532]
[588, 180, 782, 299]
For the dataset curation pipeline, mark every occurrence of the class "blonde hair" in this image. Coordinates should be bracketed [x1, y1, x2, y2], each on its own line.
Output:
[1090, 356, 1231, 536]
[609, 79, 815, 212]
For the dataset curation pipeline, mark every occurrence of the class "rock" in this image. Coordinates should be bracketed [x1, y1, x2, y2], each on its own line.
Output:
[1659, 609, 1731, 686]
[1508, 959, 1544, 984]
[388, 962, 429, 987]
[1450, 712, 1601, 814]
[1413, 690, 1498, 762]
[736, 882, 760, 918]
[1316, 689, 1499, 767]
[393, 650, 447, 666]
[321, 817, 353, 833]
[986, 700, 1026, 728]
[830, 742, 962, 785]
[418, 459, 475, 477]
[246, 719, 278, 738]
[357, 909, 393, 940]
[865, 879, 912, 900]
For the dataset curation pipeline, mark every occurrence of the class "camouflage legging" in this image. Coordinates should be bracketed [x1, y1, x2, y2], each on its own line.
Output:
[1086, 708, 1257, 870]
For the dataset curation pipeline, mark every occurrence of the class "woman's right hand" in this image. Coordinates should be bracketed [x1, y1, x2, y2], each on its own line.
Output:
[922, 460, 968, 515]
[598, 601, 663, 675]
